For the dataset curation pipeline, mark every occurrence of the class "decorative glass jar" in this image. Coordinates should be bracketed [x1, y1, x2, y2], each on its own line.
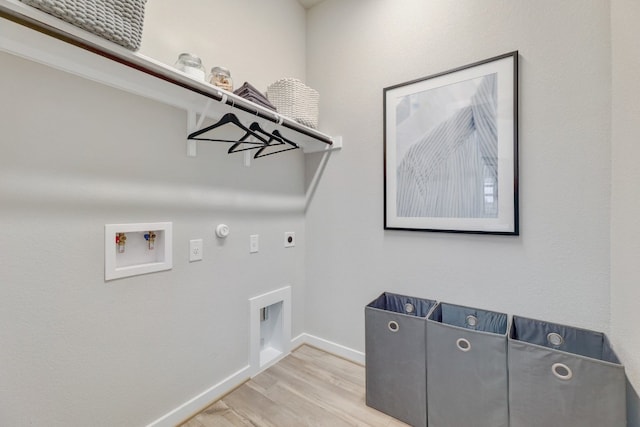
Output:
[209, 66, 233, 91]
[174, 53, 206, 81]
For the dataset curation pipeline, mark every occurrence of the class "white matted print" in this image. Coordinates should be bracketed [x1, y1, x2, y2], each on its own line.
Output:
[384, 52, 518, 235]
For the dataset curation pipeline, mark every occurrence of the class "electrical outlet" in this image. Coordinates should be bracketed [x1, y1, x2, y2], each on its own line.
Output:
[250, 234, 259, 253]
[284, 232, 295, 248]
[189, 239, 203, 262]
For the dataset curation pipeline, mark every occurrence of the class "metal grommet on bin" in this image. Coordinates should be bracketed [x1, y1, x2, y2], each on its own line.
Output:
[551, 363, 573, 380]
[547, 332, 564, 347]
[456, 338, 472, 352]
[388, 320, 400, 332]
[465, 315, 479, 328]
[404, 303, 415, 314]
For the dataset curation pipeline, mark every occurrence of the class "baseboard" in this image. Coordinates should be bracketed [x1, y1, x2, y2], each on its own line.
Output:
[291, 332, 307, 349]
[292, 332, 365, 365]
[149, 333, 363, 426]
[145, 365, 250, 427]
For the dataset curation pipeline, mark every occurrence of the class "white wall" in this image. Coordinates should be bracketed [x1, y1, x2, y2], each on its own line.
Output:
[0, 1, 307, 425]
[140, 0, 307, 92]
[305, 0, 612, 352]
[4, 0, 639, 425]
[611, 0, 640, 423]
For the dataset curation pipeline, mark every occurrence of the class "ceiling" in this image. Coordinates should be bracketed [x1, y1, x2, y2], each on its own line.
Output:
[297, 0, 326, 9]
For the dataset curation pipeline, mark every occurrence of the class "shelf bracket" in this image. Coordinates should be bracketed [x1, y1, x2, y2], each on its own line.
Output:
[187, 110, 197, 157]
[186, 99, 214, 157]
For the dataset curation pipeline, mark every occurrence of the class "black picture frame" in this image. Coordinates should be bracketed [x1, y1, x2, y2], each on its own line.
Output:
[384, 51, 519, 235]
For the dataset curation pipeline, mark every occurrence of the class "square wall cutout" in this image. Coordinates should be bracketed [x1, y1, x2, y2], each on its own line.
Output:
[105, 222, 173, 281]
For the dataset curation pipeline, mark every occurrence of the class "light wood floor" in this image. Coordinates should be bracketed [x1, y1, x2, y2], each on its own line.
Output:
[180, 345, 409, 427]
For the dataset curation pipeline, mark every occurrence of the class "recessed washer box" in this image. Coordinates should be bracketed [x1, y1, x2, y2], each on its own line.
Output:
[105, 222, 173, 281]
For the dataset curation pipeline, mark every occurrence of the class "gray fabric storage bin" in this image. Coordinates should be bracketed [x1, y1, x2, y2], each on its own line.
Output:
[426, 302, 509, 427]
[365, 292, 437, 427]
[509, 316, 626, 427]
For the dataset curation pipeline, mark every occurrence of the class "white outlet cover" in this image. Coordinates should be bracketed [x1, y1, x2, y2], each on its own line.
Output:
[250, 234, 259, 253]
[284, 232, 295, 248]
[189, 239, 203, 262]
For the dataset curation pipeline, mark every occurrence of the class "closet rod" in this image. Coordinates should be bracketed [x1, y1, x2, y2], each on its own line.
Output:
[0, 6, 334, 147]
[213, 95, 332, 145]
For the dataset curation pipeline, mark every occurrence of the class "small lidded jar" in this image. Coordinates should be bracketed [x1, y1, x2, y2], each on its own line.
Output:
[174, 53, 206, 81]
[209, 66, 233, 91]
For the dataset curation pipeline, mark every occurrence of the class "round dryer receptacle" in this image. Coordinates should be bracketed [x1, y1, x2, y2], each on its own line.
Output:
[216, 224, 230, 238]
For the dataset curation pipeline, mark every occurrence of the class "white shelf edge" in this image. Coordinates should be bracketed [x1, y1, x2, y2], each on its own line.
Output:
[0, 0, 338, 154]
[303, 135, 344, 154]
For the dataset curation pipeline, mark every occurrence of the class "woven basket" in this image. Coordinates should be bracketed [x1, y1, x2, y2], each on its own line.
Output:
[19, 0, 147, 51]
[266, 78, 319, 129]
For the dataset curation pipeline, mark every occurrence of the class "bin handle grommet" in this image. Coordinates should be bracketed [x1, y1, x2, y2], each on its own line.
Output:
[547, 332, 564, 347]
[552, 363, 573, 380]
[388, 321, 399, 332]
[456, 338, 471, 352]
[465, 315, 478, 328]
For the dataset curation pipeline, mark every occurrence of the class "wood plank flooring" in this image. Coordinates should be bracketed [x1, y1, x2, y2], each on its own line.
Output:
[180, 345, 408, 427]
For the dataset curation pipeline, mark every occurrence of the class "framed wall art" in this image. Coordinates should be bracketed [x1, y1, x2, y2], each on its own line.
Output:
[384, 51, 519, 235]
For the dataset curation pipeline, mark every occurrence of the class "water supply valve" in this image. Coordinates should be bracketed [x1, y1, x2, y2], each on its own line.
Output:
[144, 231, 157, 250]
[116, 232, 127, 253]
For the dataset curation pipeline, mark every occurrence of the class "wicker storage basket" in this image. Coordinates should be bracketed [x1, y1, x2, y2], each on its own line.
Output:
[266, 78, 319, 129]
[19, 0, 147, 51]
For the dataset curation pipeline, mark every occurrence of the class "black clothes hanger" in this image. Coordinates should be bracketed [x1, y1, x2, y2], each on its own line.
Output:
[186, 105, 300, 158]
[227, 122, 285, 154]
[227, 122, 275, 154]
[187, 112, 268, 146]
[254, 129, 299, 158]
